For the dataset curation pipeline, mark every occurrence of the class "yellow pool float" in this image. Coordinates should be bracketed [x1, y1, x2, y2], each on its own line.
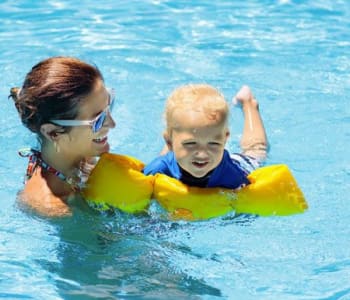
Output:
[83, 153, 308, 220]
[83, 153, 154, 213]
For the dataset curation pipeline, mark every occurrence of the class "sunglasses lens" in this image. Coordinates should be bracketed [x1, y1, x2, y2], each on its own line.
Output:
[92, 112, 106, 133]
[109, 95, 116, 112]
[91, 92, 115, 133]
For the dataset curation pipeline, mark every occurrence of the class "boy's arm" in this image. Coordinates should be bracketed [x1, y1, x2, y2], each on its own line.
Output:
[233, 85, 268, 161]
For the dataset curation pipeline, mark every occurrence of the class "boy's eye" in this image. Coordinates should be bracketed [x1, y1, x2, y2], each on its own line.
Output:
[208, 142, 221, 146]
[183, 142, 196, 147]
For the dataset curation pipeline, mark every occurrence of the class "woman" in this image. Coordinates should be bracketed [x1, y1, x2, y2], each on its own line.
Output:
[9, 56, 116, 216]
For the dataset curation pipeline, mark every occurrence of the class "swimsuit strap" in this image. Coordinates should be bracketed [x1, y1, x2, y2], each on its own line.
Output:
[18, 148, 81, 191]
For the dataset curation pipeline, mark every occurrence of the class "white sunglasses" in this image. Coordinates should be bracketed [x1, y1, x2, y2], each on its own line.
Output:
[50, 88, 115, 133]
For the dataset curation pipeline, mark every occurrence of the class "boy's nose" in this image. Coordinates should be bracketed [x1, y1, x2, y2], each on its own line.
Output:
[194, 148, 209, 158]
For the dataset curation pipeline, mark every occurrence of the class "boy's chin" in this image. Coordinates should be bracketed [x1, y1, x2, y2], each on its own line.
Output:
[187, 168, 211, 178]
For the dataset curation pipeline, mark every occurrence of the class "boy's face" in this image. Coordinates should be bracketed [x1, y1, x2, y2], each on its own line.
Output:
[166, 110, 229, 178]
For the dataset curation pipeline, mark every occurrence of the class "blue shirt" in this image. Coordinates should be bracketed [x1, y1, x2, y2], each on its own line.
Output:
[143, 150, 259, 189]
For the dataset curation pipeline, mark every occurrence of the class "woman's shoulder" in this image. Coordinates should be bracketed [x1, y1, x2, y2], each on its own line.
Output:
[19, 167, 72, 217]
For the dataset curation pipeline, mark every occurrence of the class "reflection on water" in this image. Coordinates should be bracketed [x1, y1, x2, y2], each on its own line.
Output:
[42, 208, 229, 299]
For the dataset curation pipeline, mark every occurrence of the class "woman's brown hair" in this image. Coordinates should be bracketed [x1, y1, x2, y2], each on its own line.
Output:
[9, 56, 103, 134]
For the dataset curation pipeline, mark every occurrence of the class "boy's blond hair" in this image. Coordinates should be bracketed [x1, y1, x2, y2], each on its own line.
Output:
[165, 84, 229, 133]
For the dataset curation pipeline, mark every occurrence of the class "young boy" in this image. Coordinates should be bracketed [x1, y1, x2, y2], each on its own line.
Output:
[143, 84, 268, 189]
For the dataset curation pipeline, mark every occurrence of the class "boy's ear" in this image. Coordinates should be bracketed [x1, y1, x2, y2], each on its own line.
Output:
[225, 129, 230, 140]
[163, 131, 173, 150]
[40, 123, 64, 141]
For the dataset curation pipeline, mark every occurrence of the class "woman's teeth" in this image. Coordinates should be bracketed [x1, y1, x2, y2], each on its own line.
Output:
[93, 136, 107, 143]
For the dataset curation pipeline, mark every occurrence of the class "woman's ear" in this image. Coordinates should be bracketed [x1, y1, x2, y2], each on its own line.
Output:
[40, 123, 63, 141]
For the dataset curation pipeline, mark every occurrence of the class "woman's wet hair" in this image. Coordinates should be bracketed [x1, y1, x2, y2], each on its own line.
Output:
[9, 56, 103, 134]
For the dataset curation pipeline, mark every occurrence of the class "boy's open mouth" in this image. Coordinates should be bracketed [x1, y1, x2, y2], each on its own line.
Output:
[192, 161, 209, 168]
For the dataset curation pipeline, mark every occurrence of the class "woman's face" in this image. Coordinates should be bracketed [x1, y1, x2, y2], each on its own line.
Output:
[56, 80, 116, 161]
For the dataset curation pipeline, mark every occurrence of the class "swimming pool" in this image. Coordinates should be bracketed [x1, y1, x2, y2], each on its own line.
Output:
[1, 0, 349, 299]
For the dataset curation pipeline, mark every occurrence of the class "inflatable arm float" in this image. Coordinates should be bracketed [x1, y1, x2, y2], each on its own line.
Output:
[83, 153, 308, 220]
[82, 153, 154, 213]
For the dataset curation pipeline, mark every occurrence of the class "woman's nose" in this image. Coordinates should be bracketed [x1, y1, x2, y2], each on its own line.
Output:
[105, 111, 116, 129]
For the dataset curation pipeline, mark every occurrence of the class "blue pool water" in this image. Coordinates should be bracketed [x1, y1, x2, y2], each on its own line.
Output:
[1, 0, 350, 299]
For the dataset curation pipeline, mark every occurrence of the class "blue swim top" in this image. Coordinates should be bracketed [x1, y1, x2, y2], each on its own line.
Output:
[143, 150, 258, 189]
